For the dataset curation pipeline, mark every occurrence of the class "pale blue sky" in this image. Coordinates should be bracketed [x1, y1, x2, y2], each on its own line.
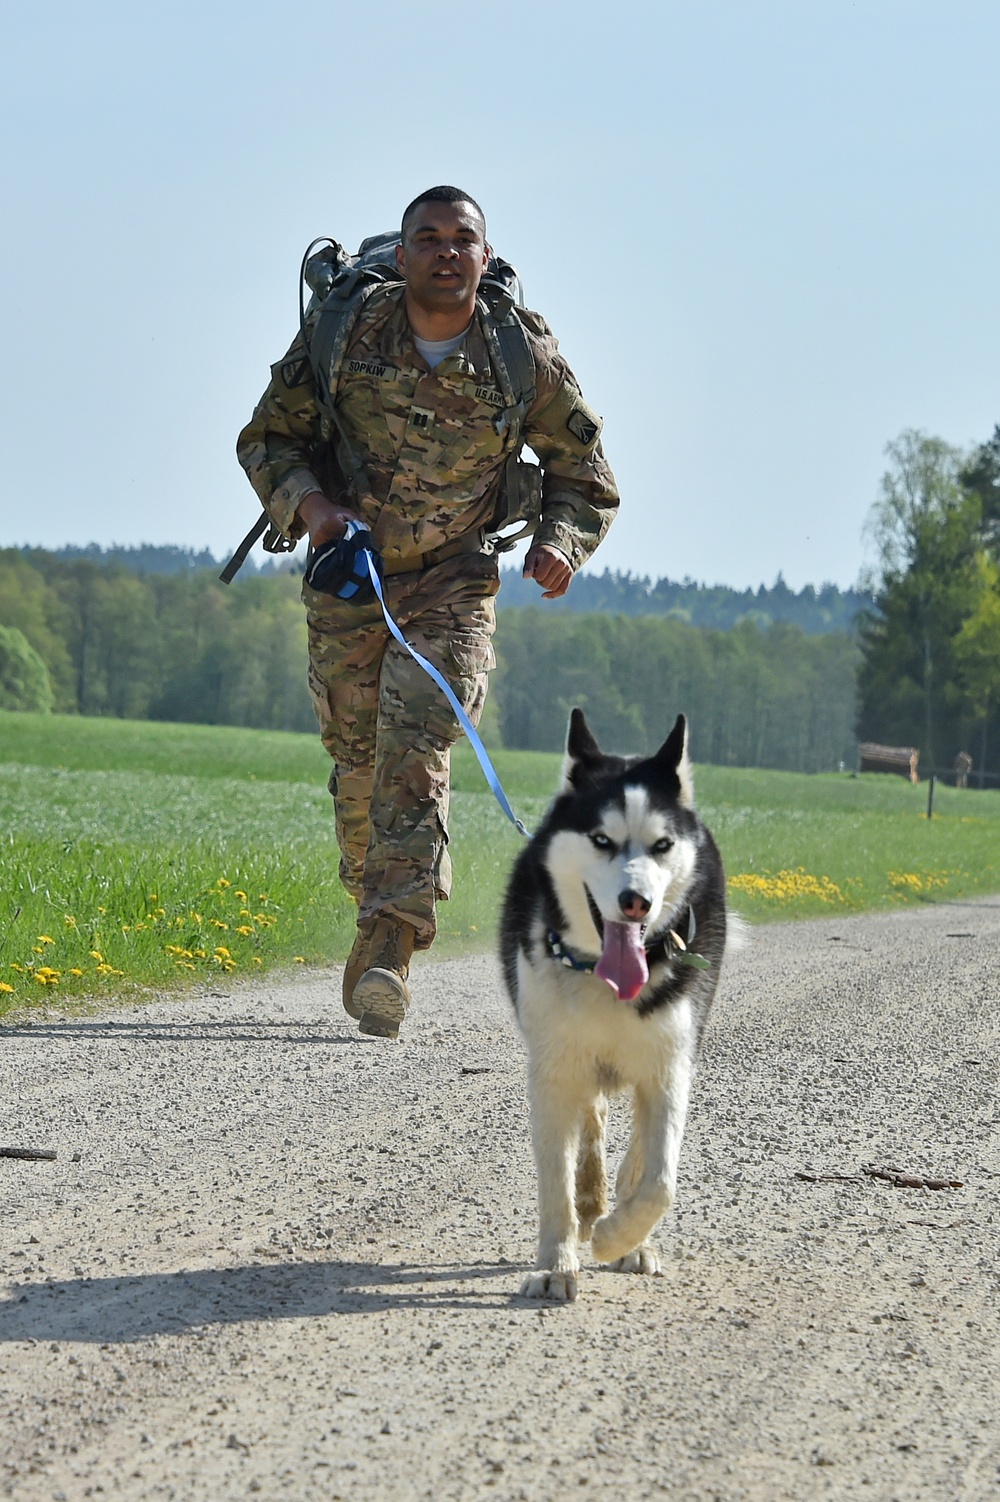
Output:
[2, 0, 998, 589]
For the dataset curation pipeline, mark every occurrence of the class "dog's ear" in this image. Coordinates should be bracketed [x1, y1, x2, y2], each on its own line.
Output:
[650, 713, 694, 808]
[559, 707, 604, 791]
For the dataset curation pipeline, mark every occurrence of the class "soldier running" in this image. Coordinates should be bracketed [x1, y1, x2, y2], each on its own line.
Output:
[237, 186, 619, 1039]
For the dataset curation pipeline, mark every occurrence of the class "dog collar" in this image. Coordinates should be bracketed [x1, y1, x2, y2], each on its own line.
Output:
[546, 930, 598, 972]
[546, 907, 708, 974]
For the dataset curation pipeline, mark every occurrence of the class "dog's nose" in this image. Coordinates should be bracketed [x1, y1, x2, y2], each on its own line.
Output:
[618, 889, 651, 921]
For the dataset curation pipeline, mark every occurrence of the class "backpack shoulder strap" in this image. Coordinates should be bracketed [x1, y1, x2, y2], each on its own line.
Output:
[299, 239, 401, 416]
[477, 286, 536, 443]
[494, 307, 537, 416]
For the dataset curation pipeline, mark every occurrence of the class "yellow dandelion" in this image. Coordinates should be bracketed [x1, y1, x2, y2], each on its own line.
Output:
[293, 956, 305, 964]
[37, 935, 55, 944]
[148, 893, 158, 902]
[214, 946, 232, 958]
[64, 915, 77, 928]
[252, 957, 262, 966]
[69, 968, 83, 977]
[210, 919, 229, 930]
[90, 950, 103, 962]
[34, 970, 60, 986]
[9, 963, 23, 973]
[728, 870, 844, 903]
[0, 982, 14, 994]
[236, 925, 254, 936]
[216, 878, 231, 889]
[235, 890, 248, 902]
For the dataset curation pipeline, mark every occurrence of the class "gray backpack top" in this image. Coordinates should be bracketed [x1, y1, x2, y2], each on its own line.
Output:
[221, 233, 540, 583]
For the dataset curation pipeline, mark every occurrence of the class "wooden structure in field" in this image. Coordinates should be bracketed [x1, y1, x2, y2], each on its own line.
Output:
[858, 742, 920, 783]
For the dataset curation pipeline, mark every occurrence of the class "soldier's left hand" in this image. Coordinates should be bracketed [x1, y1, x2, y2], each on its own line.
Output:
[523, 544, 572, 599]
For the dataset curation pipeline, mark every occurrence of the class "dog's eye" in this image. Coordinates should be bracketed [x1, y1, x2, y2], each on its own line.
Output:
[590, 832, 613, 851]
[650, 837, 674, 856]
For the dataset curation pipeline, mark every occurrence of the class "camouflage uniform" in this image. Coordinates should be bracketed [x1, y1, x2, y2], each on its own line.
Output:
[237, 282, 618, 945]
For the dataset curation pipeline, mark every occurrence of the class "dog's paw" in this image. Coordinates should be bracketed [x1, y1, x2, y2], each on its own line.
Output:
[608, 1245, 662, 1276]
[519, 1270, 578, 1303]
[590, 1216, 630, 1264]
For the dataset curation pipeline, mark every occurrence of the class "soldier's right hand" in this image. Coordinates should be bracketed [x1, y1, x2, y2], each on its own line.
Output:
[296, 491, 365, 548]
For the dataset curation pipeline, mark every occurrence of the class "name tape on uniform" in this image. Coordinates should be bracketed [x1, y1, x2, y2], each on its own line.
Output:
[474, 384, 507, 409]
[346, 359, 399, 381]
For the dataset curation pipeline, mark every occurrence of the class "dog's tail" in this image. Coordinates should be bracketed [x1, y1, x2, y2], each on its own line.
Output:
[724, 911, 752, 958]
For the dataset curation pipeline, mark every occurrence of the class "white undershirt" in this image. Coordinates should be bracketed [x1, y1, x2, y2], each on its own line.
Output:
[413, 323, 471, 368]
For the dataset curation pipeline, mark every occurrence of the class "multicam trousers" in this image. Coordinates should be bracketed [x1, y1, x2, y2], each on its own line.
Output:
[304, 551, 500, 950]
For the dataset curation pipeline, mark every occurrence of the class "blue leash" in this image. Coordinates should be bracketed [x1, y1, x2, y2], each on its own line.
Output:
[344, 524, 531, 840]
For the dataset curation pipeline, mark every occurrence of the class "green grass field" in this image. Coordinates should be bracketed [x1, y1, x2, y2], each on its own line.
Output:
[2, 710, 999, 1016]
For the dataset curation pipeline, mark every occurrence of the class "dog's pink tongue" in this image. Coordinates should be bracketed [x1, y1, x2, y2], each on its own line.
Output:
[595, 921, 648, 1002]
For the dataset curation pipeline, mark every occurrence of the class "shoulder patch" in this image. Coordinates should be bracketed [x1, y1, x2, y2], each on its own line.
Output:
[280, 357, 312, 388]
[566, 405, 600, 447]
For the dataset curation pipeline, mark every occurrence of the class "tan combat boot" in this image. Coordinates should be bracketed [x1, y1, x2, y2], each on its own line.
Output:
[353, 918, 416, 1040]
[342, 928, 370, 1021]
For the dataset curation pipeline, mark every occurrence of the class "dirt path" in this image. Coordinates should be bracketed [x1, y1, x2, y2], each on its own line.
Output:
[2, 898, 998, 1501]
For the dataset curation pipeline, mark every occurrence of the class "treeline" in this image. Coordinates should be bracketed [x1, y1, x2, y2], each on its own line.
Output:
[19, 544, 867, 635]
[0, 547, 859, 771]
[496, 567, 867, 634]
[17, 542, 296, 578]
[494, 611, 859, 770]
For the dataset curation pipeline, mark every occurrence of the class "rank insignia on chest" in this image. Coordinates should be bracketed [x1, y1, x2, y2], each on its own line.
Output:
[410, 406, 435, 431]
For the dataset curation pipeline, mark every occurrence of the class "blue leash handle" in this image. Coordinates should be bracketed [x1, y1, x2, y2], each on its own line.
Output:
[345, 524, 531, 840]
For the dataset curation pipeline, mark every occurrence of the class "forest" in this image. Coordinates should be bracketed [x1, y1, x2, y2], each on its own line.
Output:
[0, 548, 857, 772]
[3, 419, 998, 780]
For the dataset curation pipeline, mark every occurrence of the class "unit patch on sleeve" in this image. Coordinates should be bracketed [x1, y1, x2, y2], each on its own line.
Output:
[280, 357, 312, 388]
[566, 405, 601, 447]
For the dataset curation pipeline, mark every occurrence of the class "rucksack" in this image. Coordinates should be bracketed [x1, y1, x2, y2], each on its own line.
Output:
[221, 232, 541, 583]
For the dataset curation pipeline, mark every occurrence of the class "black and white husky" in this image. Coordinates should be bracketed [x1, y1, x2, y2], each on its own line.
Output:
[500, 709, 727, 1302]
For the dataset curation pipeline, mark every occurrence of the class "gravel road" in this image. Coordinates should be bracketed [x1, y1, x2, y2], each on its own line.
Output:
[2, 898, 998, 1501]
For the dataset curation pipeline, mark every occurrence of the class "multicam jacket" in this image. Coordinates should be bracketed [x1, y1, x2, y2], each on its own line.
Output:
[236, 284, 619, 570]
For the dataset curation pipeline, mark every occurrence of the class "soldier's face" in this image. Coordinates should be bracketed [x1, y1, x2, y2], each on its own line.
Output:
[397, 202, 489, 311]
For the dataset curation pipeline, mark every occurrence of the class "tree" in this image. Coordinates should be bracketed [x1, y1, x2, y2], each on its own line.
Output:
[959, 424, 1000, 556]
[952, 555, 1000, 779]
[0, 625, 54, 712]
[857, 430, 984, 769]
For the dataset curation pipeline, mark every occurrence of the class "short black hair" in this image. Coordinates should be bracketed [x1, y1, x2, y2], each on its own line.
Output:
[401, 186, 486, 239]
